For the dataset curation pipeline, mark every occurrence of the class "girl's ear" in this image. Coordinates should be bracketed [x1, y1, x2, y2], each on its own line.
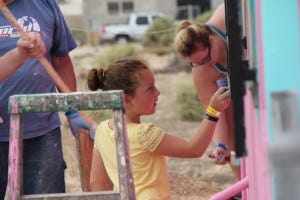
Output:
[124, 94, 132, 107]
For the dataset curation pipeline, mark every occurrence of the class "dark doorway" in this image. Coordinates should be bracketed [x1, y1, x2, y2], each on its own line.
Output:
[176, 0, 211, 20]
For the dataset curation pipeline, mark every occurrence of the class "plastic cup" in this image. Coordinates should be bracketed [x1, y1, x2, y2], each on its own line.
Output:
[216, 77, 228, 88]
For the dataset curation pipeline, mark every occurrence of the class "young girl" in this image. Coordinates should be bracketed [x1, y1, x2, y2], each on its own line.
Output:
[88, 58, 230, 200]
[0, 32, 45, 82]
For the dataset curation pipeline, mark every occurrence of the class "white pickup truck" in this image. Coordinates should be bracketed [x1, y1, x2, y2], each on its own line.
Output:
[100, 12, 163, 43]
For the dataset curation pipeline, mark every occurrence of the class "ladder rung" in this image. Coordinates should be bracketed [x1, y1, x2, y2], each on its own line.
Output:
[22, 191, 120, 200]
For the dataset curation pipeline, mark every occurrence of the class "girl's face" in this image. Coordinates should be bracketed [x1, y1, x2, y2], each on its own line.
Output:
[188, 36, 219, 67]
[127, 68, 160, 117]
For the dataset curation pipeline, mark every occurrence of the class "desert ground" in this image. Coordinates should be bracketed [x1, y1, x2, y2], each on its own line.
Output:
[60, 44, 236, 199]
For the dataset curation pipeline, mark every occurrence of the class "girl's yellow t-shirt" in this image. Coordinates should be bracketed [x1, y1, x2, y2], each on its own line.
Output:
[94, 120, 170, 200]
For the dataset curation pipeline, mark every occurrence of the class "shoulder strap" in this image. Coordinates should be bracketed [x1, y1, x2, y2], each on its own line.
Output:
[206, 23, 227, 42]
[215, 62, 228, 75]
[206, 23, 228, 75]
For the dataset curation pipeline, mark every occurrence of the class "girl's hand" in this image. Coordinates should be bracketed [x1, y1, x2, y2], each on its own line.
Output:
[208, 87, 230, 112]
[16, 32, 46, 59]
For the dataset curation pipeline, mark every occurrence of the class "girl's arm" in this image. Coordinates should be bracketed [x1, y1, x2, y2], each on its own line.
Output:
[52, 55, 77, 92]
[90, 148, 113, 191]
[154, 88, 230, 158]
[155, 116, 219, 158]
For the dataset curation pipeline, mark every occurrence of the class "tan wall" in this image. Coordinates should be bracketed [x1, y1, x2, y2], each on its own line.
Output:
[83, 0, 176, 27]
[64, 15, 84, 30]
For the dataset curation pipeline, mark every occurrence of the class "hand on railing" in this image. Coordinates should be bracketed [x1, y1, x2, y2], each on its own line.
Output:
[65, 110, 96, 140]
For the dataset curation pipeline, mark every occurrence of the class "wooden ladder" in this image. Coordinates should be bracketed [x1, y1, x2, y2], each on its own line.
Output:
[5, 90, 136, 200]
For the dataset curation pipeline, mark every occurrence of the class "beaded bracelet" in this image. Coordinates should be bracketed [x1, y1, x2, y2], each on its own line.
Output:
[206, 105, 220, 118]
[204, 113, 219, 122]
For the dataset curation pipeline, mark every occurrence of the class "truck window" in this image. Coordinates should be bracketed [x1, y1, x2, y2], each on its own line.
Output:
[136, 16, 149, 25]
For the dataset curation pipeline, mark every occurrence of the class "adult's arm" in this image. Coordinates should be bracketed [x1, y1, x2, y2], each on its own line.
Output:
[52, 55, 77, 92]
[192, 66, 230, 164]
[207, 3, 231, 163]
[207, 3, 226, 31]
[0, 48, 27, 82]
[0, 33, 46, 82]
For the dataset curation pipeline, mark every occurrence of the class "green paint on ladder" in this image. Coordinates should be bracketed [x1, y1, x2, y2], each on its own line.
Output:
[8, 90, 124, 114]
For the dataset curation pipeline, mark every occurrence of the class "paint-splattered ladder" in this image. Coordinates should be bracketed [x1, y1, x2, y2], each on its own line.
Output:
[5, 90, 136, 200]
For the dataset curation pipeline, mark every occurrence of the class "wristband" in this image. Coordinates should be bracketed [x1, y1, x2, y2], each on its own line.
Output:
[65, 109, 77, 116]
[206, 105, 220, 117]
[204, 113, 219, 122]
[215, 143, 227, 150]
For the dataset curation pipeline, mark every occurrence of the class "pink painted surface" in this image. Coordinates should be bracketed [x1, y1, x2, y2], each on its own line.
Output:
[209, 177, 249, 200]
[244, 89, 271, 200]
[254, 0, 272, 199]
[209, 0, 273, 198]
[240, 160, 248, 199]
[10, 96, 19, 114]
[8, 116, 19, 200]
[210, 89, 272, 200]
[6, 97, 22, 200]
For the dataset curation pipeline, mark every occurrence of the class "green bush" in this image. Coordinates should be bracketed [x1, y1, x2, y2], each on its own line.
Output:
[143, 17, 175, 47]
[96, 44, 137, 68]
[193, 11, 213, 24]
[71, 29, 87, 45]
[176, 84, 204, 121]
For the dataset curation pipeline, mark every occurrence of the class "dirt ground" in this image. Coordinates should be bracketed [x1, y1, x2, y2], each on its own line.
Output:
[61, 44, 236, 199]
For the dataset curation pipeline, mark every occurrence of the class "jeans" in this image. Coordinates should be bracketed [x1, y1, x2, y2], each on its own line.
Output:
[0, 127, 66, 199]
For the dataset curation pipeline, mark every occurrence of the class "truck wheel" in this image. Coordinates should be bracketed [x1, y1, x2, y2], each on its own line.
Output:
[116, 36, 129, 44]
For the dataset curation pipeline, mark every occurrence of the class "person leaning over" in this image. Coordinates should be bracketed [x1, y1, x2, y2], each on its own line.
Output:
[174, 3, 241, 180]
